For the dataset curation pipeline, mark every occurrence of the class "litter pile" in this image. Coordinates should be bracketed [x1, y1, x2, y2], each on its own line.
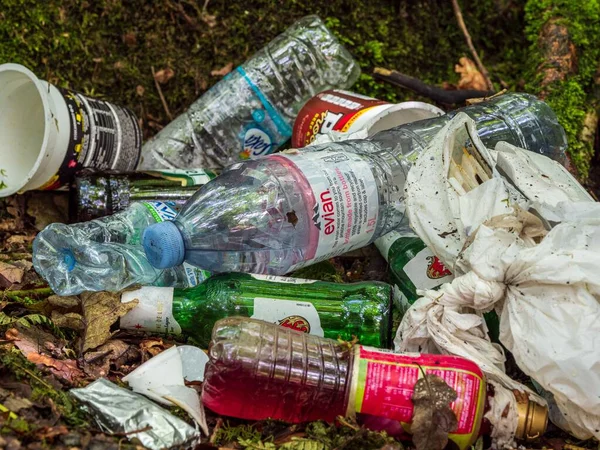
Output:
[0, 14, 598, 450]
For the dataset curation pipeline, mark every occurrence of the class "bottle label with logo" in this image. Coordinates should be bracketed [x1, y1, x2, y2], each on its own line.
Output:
[182, 262, 211, 288]
[347, 345, 486, 450]
[279, 150, 379, 272]
[250, 274, 317, 284]
[141, 201, 178, 223]
[403, 247, 454, 290]
[120, 287, 182, 335]
[251, 298, 324, 336]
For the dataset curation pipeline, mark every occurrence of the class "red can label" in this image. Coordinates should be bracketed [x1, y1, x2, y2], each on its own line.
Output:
[348, 346, 486, 450]
[292, 90, 388, 148]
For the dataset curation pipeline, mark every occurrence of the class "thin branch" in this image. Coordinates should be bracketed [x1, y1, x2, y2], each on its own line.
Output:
[451, 0, 494, 91]
[373, 68, 494, 105]
[151, 66, 173, 122]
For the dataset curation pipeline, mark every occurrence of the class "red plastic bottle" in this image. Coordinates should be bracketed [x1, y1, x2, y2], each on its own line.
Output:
[202, 317, 502, 450]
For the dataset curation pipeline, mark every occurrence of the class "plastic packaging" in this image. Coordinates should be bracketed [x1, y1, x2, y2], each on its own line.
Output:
[137, 16, 360, 170]
[141, 93, 568, 276]
[396, 113, 598, 440]
[0, 63, 141, 196]
[202, 317, 547, 450]
[119, 272, 392, 348]
[72, 169, 217, 221]
[33, 201, 209, 296]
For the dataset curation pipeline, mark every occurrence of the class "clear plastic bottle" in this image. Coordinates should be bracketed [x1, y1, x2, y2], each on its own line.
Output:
[202, 317, 548, 450]
[32, 201, 209, 296]
[141, 93, 567, 275]
[137, 15, 360, 170]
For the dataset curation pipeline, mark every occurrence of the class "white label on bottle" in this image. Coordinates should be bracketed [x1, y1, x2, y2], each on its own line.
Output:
[182, 262, 210, 287]
[403, 247, 454, 290]
[281, 150, 379, 272]
[393, 284, 412, 316]
[251, 297, 324, 336]
[120, 287, 182, 335]
[141, 201, 178, 223]
[159, 169, 215, 185]
[250, 274, 317, 284]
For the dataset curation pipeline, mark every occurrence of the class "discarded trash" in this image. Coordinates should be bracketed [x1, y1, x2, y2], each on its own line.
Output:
[119, 272, 392, 348]
[137, 15, 360, 170]
[292, 89, 444, 147]
[0, 63, 141, 197]
[202, 317, 548, 450]
[141, 93, 567, 275]
[123, 345, 209, 435]
[396, 113, 599, 441]
[70, 378, 199, 449]
[73, 169, 218, 221]
[33, 201, 209, 295]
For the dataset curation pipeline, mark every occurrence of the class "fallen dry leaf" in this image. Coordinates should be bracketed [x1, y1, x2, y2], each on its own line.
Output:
[7, 324, 66, 358]
[83, 339, 132, 378]
[411, 374, 458, 450]
[455, 57, 487, 91]
[153, 67, 175, 84]
[51, 311, 84, 330]
[122, 32, 137, 47]
[136, 85, 145, 97]
[81, 291, 138, 352]
[6, 235, 34, 247]
[48, 294, 80, 309]
[27, 352, 85, 384]
[3, 395, 33, 412]
[201, 13, 217, 28]
[139, 338, 171, 359]
[0, 261, 24, 288]
[35, 425, 69, 440]
[211, 62, 233, 77]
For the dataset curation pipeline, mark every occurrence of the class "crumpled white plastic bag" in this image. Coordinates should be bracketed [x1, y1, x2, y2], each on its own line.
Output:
[397, 112, 600, 441]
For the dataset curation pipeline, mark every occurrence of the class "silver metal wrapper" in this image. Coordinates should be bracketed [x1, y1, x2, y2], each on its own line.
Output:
[70, 378, 199, 449]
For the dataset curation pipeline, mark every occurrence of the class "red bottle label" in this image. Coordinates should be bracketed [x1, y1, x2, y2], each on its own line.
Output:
[348, 346, 486, 450]
[292, 90, 388, 148]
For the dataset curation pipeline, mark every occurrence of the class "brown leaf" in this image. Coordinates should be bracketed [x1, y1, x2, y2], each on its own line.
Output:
[35, 425, 69, 440]
[455, 57, 487, 91]
[27, 352, 84, 384]
[0, 261, 24, 288]
[411, 374, 458, 450]
[139, 338, 171, 358]
[81, 291, 138, 351]
[122, 32, 137, 47]
[3, 395, 33, 412]
[211, 62, 233, 77]
[51, 311, 84, 330]
[153, 67, 175, 84]
[201, 13, 217, 28]
[48, 294, 80, 309]
[83, 339, 132, 378]
[6, 235, 34, 247]
[8, 324, 65, 358]
[136, 85, 145, 97]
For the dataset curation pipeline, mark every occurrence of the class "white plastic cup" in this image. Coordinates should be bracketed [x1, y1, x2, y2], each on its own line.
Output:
[0, 63, 142, 197]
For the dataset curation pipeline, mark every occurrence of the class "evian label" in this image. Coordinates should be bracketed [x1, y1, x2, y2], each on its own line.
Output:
[251, 297, 324, 336]
[242, 127, 275, 159]
[120, 287, 182, 335]
[280, 150, 379, 272]
[403, 247, 453, 290]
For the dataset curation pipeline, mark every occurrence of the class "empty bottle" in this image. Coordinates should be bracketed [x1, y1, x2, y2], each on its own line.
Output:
[120, 272, 392, 348]
[137, 15, 360, 170]
[141, 94, 567, 275]
[202, 317, 548, 450]
[33, 201, 210, 296]
[72, 169, 218, 221]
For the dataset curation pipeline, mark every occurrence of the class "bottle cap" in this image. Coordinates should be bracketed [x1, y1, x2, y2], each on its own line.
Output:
[143, 221, 186, 269]
[515, 397, 548, 440]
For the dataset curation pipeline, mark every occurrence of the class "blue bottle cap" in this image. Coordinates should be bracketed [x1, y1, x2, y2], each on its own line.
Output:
[143, 221, 185, 269]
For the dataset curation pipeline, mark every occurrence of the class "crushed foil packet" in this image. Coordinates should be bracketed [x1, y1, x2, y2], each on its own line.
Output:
[71, 378, 199, 449]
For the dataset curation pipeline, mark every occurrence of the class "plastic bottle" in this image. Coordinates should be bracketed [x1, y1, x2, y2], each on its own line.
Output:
[32, 201, 209, 296]
[141, 93, 567, 276]
[137, 16, 360, 170]
[119, 272, 392, 348]
[72, 169, 218, 221]
[202, 317, 548, 450]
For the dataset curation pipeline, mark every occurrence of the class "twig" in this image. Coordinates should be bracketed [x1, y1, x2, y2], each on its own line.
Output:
[151, 66, 173, 122]
[373, 68, 494, 105]
[451, 0, 494, 91]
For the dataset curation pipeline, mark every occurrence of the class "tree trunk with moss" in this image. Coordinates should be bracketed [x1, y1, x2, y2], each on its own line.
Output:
[524, 0, 600, 179]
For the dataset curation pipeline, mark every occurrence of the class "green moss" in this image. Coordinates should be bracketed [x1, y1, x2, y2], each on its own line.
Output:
[291, 260, 343, 283]
[524, 0, 600, 178]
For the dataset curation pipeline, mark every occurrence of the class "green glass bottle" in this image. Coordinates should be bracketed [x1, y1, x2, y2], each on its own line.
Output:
[375, 230, 500, 341]
[120, 272, 393, 348]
